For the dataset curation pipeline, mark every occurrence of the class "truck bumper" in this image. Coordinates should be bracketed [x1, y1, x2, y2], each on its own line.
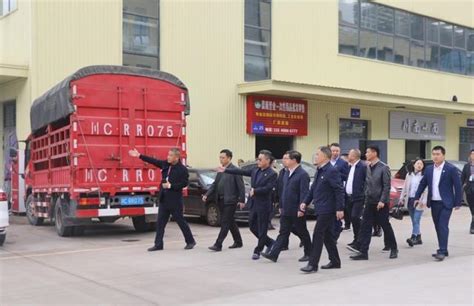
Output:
[75, 206, 159, 219]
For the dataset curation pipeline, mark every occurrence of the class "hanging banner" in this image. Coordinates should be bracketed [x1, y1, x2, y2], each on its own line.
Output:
[246, 95, 308, 136]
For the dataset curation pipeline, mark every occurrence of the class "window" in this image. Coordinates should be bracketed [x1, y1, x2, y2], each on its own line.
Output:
[0, 0, 17, 16]
[338, 1, 473, 76]
[123, 0, 159, 69]
[245, 0, 271, 81]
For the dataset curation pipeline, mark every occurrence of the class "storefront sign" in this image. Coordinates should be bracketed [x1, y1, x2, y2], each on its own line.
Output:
[350, 108, 361, 118]
[467, 119, 474, 127]
[389, 111, 445, 140]
[246, 96, 308, 136]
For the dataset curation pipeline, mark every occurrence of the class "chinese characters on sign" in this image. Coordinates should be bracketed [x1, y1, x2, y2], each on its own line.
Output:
[389, 111, 446, 140]
[246, 96, 308, 136]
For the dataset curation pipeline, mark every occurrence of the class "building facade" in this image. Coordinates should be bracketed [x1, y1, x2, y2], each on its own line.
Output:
[0, 0, 473, 187]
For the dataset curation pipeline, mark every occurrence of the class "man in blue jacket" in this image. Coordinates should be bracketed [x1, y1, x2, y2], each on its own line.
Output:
[300, 146, 345, 273]
[415, 146, 463, 261]
[261, 150, 312, 263]
[129, 148, 196, 251]
[220, 150, 277, 260]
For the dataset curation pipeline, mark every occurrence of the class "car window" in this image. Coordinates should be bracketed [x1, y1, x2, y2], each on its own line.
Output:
[188, 171, 200, 182]
[200, 171, 216, 186]
[300, 162, 317, 178]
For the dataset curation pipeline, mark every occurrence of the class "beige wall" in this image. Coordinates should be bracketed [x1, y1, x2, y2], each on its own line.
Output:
[0, 0, 31, 66]
[272, 1, 474, 105]
[160, 0, 255, 167]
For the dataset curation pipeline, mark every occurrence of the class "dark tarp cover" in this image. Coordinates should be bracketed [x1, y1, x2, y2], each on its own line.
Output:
[30, 65, 190, 133]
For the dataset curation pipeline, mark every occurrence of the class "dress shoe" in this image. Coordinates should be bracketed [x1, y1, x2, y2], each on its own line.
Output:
[350, 253, 368, 260]
[413, 234, 423, 245]
[300, 265, 318, 273]
[228, 242, 243, 249]
[252, 253, 260, 260]
[346, 244, 360, 253]
[406, 234, 416, 247]
[373, 229, 382, 237]
[432, 251, 449, 257]
[208, 245, 222, 252]
[382, 246, 390, 252]
[390, 249, 399, 259]
[470, 221, 474, 234]
[261, 252, 277, 262]
[321, 262, 341, 269]
[147, 245, 163, 252]
[434, 253, 445, 261]
[298, 255, 310, 262]
[184, 242, 196, 250]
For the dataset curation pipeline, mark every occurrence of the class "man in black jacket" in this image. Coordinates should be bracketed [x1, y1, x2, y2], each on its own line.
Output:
[219, 150, 277, 260]
[461, 149, 474, 234]
[204, 149, 245, 251]
[129, 148, 196, 251]
[350, 146, 398, 260]
[261, 150, 312, 263]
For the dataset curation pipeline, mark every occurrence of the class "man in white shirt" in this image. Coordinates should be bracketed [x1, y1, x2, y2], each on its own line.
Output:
[344, 149, 367, 251]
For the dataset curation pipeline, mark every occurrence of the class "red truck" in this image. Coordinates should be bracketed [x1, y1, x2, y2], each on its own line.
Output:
[14, 66, 189, 236]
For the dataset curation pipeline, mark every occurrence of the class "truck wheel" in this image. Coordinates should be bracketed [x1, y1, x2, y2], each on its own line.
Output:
[132, 216, 149, 232]
[72, 226, 85, 236]
[26, 195, 44, 226]
[206, 203, 220, 227]
[0, 233, 5, 246]
[54, 200, 73, 237]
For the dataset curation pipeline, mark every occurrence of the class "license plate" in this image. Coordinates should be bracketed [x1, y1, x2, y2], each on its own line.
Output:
[121, 196, 145, 205]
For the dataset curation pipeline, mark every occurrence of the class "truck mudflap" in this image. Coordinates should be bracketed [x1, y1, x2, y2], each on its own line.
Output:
[75, 206, 158, 219]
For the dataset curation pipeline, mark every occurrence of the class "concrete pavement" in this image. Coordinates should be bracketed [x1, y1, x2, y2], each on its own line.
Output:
[0, 207, 473, 305]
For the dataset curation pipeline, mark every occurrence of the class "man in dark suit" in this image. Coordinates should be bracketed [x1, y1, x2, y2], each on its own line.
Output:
[300, 146, 345, 273]
[204, 149, 245, 251]
[344, 149, 367, 251]
[330, 143, 350, 237]
[129, 148, 196, 251]
[461, 149, 474, 234]
[350, 146, 398, 260]
[415, 146, 463, 261]
[261, 151, 312, 263]
[219, 150, 277, 260]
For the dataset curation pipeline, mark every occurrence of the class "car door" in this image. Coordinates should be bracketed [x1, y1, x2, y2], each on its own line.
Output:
[183, 171, 204, 216]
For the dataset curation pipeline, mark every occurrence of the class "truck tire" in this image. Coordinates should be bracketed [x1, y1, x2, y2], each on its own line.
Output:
[132, 216, 149, 232]
[54, 199, 73, 237]
[206, 203, 220, 227]
[25, 195, 44, 226]
[0, 233, 5, 246]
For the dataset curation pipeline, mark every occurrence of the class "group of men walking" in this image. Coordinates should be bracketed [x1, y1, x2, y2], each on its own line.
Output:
[128, 142, 466, 273]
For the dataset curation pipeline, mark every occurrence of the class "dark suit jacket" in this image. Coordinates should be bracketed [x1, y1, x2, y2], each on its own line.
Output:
[205, 163, 245, 205]
[346, 160, 367, 201]
[415, 162, 463, 209]
[303, 163, 344, 215]
[139, 155, 188, 207]
[332, 158, 350, 182]
[225, 166, 277, 212]
[461, 162, 474, 196]
[279, 166, 310, 217]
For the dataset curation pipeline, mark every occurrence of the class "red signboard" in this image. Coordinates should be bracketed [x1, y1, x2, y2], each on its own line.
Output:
[246, 95, 308, 136]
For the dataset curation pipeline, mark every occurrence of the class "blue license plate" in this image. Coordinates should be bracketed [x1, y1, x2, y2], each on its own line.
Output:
[121, 196, 145, 205]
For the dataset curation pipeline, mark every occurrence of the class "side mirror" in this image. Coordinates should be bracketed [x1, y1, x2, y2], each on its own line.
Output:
[188, 182, 201, 189]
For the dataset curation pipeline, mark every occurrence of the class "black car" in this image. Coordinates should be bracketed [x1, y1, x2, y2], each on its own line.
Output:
[183, 168, 250, 226]
[240, 159, 317, 216]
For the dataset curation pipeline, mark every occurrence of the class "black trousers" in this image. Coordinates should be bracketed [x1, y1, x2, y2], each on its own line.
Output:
[344, 196, 353, 228]
[155, 202, 195, 248]
[308, 213, 341, 267]
[346, 196, 364, 241]
[267, 215, 312, 259]
[215, 202, 242, 247]
[467, 192, 474, 216]
[249, 207, 274, 254]
[358, 203, 397, 254]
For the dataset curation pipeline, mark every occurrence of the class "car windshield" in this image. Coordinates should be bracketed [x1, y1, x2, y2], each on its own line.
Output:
[200, 171, 217, 186]
[447, 160, 466, 172]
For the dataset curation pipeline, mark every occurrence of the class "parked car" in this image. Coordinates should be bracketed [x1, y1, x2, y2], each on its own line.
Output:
[183, 168, 250, 226]
[240, 159, 317, 215]
[0, 189, 9, 246]
[392, 159, 467, 210]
